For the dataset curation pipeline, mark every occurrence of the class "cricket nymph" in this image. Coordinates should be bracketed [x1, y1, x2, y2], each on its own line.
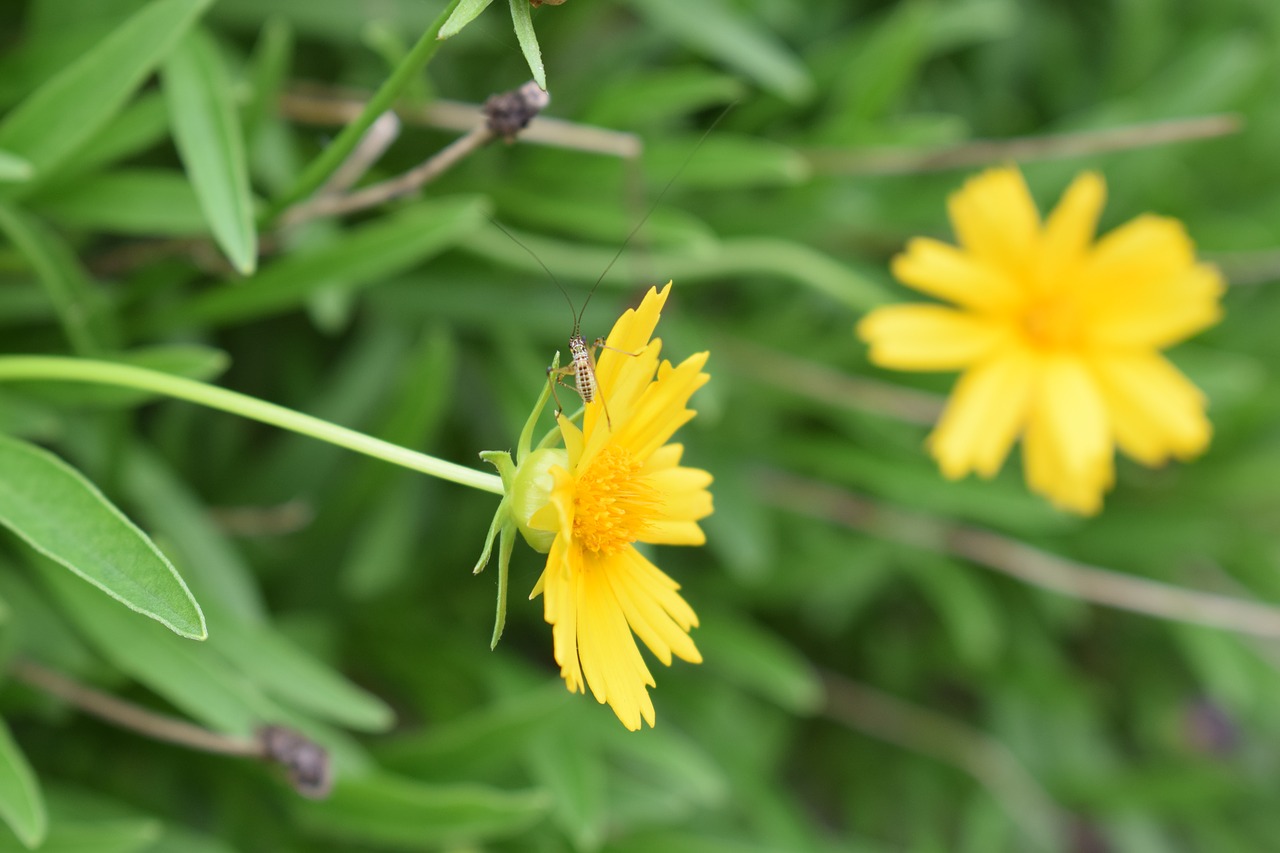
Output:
[569, 334, 598, 403]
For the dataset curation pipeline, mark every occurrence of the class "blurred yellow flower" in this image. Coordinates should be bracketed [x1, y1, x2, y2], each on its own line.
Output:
[526, 283, 713, 730]
[858, 167, 1224, 514]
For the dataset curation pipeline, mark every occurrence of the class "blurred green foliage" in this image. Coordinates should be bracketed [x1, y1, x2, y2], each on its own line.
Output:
[0, 0, 1277, 850]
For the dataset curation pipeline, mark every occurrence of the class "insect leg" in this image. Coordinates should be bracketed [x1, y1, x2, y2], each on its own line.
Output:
[545, 363, 576, 419]
[592, 337, 645, 358]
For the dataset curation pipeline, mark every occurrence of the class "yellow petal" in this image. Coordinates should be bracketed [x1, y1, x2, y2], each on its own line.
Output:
[607, 546, 701, 666]
[890, 238, 1024, 311]
[586, 339, 663, 439]
[1020, 356, 1114, 514]
[647, 466, 715, 517]
[1078, 215, 1195, 304]
[859, 304, 1014, 371]
[928, 352, 1038, 479]
[576, 551, 657, 730]
[594, 283, 670, 395]
[557, 414, 585, 468]
[1037, 171, 1105, 291]
[947, 167, 1041, 279]
[643, 442, 686, 472]
[1089, 350, 1211, 465]
[616, 353, 710, 461]
[1086, 264, 1224, 350]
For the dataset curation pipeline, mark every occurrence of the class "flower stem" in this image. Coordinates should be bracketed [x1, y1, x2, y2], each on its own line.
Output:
[261, 0, 465, 223]
[0, 356, 503, 495]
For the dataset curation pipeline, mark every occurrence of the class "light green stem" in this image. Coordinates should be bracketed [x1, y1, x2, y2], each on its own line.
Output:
[0, 356, 503, 495]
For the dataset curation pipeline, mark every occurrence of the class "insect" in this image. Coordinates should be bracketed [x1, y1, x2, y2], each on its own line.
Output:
[543, 270, 639, 430]
[489, 221, 636, 429]
[495, 105, 733, 429]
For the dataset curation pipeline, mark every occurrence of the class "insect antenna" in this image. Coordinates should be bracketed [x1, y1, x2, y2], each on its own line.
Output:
[489, 217, 582, 334]
[577, 101, 736, 323]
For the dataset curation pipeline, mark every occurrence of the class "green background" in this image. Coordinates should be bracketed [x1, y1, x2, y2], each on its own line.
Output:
[0, 0, 1277, 850]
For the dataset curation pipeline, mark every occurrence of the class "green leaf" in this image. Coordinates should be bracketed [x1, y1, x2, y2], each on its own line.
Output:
[695, 613, 823, 714]
[0, 0, 215, 187]
[0, 819, 157, 853]
[0, 434, 205, 640]
[243, 17, 294, 143]
[0, 153, 32, 184]
[162, 28, 258, 274]
[583, 68, 746, 128]
[0, 203, 116, 354]
[509, 0, 546, 91]
[32, 170, 207, 237]
[440, 0, 498, 40]
[35, 545, 375, 774]
[627, 0, 813, 103]
[526, 732, 606, 851]
[0, 716, 46, 849]
[117, 445, 266, 624]
[0, 566, 97, 675]
[38, 562, 274, 735]
[49, 93, 171, 189]
[207, 614, 395, 732]
[293, 773, 550, 847]
[646, 135, 811, 189]
[147, 196, 488, 330]
[377, 685, 570, 776]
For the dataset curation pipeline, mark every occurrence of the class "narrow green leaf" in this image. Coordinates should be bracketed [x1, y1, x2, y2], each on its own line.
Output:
[526, 732, 606, 851]
[243, 17, 294, 142]
[0, 0, 215, 185]
[0, 567, 97, 676]
[118, 444, 266, 624]
[0, 203, 116, 354]
[207, 614, 395, 732]
[33, 170, 207, 237]
[39, 562, 272, 735]
[293, 773, 550, 847]
[0, 434, 205, 640]
[48, 93, 171, 190]
[695, 613, 824, 714]
[509, 0, 546, 90]
[147, 196, 488, 330]
[0, 716, 46, 849]
[646, 135, 810, 188]
[627, 0, 813, 103]
[584, 68, 746, 127]
[36, 550, 375, 775]
[0, 819, 157, 853]
[0, 153, 32, 184]
[377, 685, 570, 775]
[162, 28, 258, 274]
[440, 0, 498, 39]
[142, 825, 237, 853]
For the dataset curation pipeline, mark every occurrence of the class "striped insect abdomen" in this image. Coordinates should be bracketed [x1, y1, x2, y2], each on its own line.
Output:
[569, 335, 597, 403]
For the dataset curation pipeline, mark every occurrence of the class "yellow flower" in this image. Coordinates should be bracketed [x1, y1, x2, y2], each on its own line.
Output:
[525, 282, 713, 730]
[858, 167, 1224, 514]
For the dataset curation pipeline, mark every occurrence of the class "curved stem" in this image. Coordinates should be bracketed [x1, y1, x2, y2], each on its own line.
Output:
[261, 0, 465, 223]
[0, 356, 503, 495]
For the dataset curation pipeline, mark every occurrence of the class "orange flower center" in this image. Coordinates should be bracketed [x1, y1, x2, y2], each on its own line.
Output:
[573, 446, 660, 555]
[1021, 292, 1083, 350]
